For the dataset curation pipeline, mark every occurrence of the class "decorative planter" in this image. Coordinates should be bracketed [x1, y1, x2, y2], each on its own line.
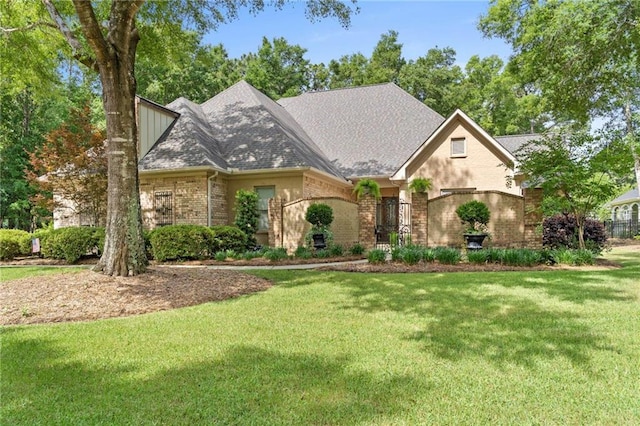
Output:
[464, 233, 488, 250]
[312, 233, 327, 250]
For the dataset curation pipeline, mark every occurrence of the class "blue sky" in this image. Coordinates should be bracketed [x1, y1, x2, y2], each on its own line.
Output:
[203, 1, 512, 66]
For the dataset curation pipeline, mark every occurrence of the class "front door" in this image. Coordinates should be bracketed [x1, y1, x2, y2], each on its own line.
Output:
[376, 197, 398, 244]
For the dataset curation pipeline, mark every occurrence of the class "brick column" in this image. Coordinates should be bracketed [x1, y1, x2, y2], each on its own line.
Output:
[268, 197, 283, 248]
[358, 194, 377, 249]
[523, 188, 543, 248]
[411, 192, 428, 246]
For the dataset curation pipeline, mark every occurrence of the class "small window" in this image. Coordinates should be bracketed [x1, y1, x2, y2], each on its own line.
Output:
[255, 186, 275, 231]
[451, 137, 466, 157]
[154, 191, 173, 226]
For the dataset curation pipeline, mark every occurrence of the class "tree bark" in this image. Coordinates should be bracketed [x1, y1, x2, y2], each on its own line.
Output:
[71, 0, 147, 276]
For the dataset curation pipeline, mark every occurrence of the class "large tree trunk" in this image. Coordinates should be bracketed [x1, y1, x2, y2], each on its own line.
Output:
[67, 0, 147, 276]
[92, 60, 147, 276]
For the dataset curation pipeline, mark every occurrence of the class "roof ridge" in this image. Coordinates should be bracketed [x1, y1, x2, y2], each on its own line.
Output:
[286, 82, 397, 98]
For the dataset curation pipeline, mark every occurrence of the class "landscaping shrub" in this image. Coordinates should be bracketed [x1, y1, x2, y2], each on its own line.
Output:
[501, 249, 542, 267]
[93, 227, 106, 256]
[315, 249, 332, 258]
[367, 248, 386, 264]
[421, 247, 436, 262]
[210, 225, 248, 252]
[550, 248, 576, 265]
[41, 227, 99, 263]
[348, 243, 365, 256]
[294, 246, 313, 259]
[263, 247, 288, 262]
[329, 244, 344, 257]
[233, 189, 259, 247]
[467, 249, 490, 264]
[390, 246, 402, 262]
[400, 246, 422, 265]
[543, 214, 606, 253]
[0, 229, 32, 260]
[149, 225, 215, 261]
[574, 249, 596, 266]
[214, 251, 227, 261]
[434, 247, 462, 264]
[305, 203, 334, 227]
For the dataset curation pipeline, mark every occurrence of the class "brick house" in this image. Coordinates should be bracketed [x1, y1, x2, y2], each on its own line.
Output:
[55, 80, 542, 249]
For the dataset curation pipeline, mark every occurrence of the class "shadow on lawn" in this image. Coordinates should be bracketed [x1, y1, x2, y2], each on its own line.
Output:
[328, 264, 637, 369]
[2, 334, 425, 424]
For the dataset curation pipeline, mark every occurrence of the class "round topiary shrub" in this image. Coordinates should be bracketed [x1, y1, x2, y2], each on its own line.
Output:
[305, 203, 334, 227]
[456, 200, 490, 233]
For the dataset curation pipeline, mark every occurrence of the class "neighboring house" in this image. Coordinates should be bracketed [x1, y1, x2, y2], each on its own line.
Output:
[56, 80, 542, 248]
[606, 187, 640, 238]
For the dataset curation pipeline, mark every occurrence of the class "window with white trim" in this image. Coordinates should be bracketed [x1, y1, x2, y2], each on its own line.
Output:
[451, 137, 467, 157]
[255, 186, 275, 231]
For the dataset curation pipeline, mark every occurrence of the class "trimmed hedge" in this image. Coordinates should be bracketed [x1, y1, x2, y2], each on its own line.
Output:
[41, 227, 100, 263]
[0, 229, 32, 260]
[149, 225, 215, 261]
[210, 225, 248, 253]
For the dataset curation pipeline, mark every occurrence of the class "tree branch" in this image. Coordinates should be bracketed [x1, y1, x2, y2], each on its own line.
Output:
[40, 0, 98, 72]
[71, 0, 110, 66]
[0, 21, 57, 34]
[41, 0, 83, 52]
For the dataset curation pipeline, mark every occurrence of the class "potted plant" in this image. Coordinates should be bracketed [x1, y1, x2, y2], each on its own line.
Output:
[455, 200, 490, 250]
[305, 203, 334, 250]
[353, 178, 382, 200]
[408, 177, 433, 194]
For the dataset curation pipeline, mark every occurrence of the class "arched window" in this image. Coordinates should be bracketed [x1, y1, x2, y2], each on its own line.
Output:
[622, 205, 630, 220]
[632, 204, 639, 222]
[613, 206, 619, 220]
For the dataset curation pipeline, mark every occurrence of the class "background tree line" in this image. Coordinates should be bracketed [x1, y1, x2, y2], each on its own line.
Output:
[1, 29, 549, 230]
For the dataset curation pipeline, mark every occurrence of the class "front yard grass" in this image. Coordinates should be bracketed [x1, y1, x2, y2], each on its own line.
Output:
[2, 248, 639, 425]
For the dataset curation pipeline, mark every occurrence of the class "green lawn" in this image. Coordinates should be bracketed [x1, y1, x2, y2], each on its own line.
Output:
[0, 266, 86, 282]
[2, 248, 639, 425]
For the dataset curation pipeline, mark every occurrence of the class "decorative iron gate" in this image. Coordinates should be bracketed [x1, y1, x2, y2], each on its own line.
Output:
[376, 197, 411, 247]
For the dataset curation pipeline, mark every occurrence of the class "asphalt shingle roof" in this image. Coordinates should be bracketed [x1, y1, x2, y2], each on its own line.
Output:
[494, 134, 541, 154]
[610, 187, 640, 204]
[200, 81, 344, 177]
[278, 83, 445, 176]
[138, 97, 228, 171]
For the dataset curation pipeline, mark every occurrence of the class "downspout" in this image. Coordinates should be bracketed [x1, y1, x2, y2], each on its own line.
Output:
[207, 172, 218, 227]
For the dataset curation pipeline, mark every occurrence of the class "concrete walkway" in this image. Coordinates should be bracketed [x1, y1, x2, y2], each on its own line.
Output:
[159, 259, 369, 271]
[1, 259, 369, 271]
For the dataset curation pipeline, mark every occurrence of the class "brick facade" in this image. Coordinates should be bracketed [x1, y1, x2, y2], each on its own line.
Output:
[358, 194, 377, 249]
[140, 173, 209, 229]
[425, 191, 531, 247]
[523, 188, 543, 248]
[410, 192, 428, 246]
[303, 174, 351, 199]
